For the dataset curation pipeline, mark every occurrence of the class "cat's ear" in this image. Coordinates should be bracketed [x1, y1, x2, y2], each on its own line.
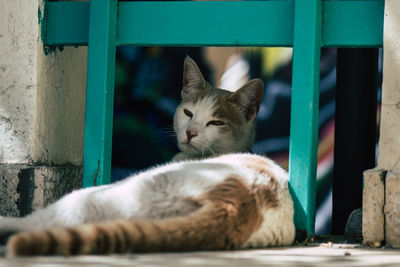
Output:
[182, 56, 206, 100]
[229, 79, 264, 121]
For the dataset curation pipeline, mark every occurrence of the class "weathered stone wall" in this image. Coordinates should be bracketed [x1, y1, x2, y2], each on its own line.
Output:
[378, 0, 400, 172]
[34, 45, 87, 165]
[362, 168, 385, 247]
[0, 165, 82, 217]
[0, 0, 38, 164]
[0, 0, 86, 216]
[363, 0, 400, 248]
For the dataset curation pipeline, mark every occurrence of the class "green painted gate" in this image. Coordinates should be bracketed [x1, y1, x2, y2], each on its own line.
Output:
[43, 0, 384, 237]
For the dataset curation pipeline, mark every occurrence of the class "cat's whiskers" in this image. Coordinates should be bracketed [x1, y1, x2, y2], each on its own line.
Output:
[161, 127, 179, 144]
[188, 139, 209, 157]
[206, 144, 217, 156]
[161, 130, 176, 138]
[190, 139, 232, 157]
[162, 126, 177, 135]
[209, 143, 233, 154]
[160, 134, 178, 144]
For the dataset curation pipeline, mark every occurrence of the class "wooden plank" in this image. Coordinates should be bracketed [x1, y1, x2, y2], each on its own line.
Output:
[45, 1, 89, 46]
[288, 0, 322, 237]
[83, 0, 118, 187]
[322, 0, 385, 47]
[45, 0, 384, 47]
[117, 1, 293, 47]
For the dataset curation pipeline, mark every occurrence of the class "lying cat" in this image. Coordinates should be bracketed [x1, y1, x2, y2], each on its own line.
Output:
[3, 153, 295, 256]
[172, 56, 264, 161]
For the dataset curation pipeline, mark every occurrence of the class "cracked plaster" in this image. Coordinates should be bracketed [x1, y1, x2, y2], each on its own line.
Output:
[0, 0, 87, 165]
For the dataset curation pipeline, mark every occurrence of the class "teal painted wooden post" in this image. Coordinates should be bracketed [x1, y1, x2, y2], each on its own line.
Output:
[289, 0, 322, 237]
[45, 1, 384, 48]
[83, 0, 118, 187]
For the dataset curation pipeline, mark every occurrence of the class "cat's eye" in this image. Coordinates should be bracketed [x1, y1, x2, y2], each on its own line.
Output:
[207, 120, 225, 126]
[183, 109, 193, 118]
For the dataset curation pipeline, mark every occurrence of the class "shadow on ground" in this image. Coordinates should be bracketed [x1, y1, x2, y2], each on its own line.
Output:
[0, 236, 399, 267]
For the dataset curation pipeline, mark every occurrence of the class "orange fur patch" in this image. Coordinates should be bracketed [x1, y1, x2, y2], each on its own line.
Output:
[243, 156, 280, 209]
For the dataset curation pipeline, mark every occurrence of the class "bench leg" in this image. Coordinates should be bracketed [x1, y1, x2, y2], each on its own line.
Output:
[83, 0, 118, 187]
[289, 0, 322, 238]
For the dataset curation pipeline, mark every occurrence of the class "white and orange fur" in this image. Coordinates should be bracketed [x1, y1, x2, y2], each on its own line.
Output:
[3, 153, 295, 256]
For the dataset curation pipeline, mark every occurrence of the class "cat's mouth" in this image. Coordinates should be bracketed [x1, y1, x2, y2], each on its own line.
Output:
[179, 142, 201, 154]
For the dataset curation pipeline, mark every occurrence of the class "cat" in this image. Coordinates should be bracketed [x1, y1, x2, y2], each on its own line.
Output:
[172, 56, 264, 161]
[2, 153, 295, 256]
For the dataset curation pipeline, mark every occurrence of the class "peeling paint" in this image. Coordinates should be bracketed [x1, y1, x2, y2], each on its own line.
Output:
[93, 160, 100, 186]
[39, 0, 64, 55]
[37, 3, 42, 25]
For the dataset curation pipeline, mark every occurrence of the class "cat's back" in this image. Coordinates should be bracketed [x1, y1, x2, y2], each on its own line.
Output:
[114, 156, 247, 219]
[137, 153, 288, 194]
[128, 153, 289, 199]
[205, 153, 289, 185]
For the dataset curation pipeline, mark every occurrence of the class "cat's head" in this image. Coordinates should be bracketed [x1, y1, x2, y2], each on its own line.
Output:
[173, 56, 264, 158]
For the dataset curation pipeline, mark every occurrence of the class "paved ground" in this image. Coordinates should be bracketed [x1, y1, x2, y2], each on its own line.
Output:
[0, 237, 399, 266]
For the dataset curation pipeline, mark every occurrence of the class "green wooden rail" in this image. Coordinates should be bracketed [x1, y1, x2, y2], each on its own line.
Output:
[43, 0, 384, 237]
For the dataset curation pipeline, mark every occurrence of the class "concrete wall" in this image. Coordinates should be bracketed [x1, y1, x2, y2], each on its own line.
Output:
[363, 0, 400, 248]
[0, 0, 38, 164]
[0, 0, 86, 216]
[378, 0, 400, 248]
[34, 45, 86, 165]
[0, 0, 86, 165]
[378, 0, 400, 172]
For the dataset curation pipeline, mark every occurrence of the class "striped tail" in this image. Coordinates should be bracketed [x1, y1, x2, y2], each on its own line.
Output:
[7, 176, 264, 256]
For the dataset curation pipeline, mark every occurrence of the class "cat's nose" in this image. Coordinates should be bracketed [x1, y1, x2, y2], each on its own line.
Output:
[186, 129, 198, 142]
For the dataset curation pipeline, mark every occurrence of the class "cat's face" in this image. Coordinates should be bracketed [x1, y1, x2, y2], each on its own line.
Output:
[173, 56, 264, 158]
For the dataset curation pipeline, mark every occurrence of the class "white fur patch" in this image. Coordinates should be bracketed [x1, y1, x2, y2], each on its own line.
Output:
[0, 154, 295, 248]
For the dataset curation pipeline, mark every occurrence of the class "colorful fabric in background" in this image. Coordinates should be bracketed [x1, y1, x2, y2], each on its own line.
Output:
[111, 47, 337, 234]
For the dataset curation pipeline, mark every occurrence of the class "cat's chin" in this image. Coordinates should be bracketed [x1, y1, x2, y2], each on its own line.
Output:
[178, 142, 203, 156]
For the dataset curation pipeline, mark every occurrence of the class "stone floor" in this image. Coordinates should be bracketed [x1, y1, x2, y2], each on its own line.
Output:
[0, 237, 399, 266]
